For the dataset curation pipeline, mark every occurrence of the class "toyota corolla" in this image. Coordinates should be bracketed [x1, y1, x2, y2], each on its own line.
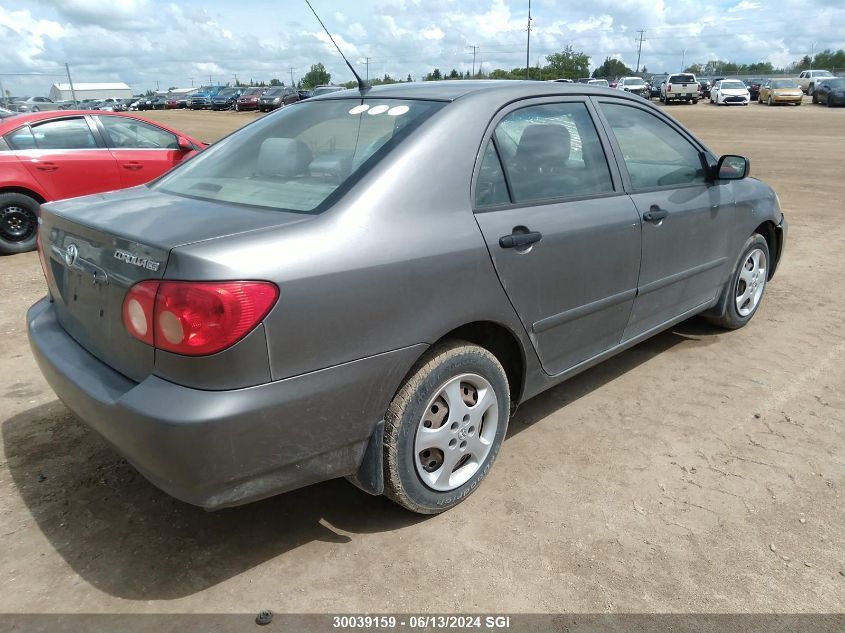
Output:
[28, 81, 786, 514]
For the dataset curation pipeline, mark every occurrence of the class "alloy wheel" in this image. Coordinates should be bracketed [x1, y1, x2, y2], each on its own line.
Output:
[414, 373, 499, 492]
[735, 248, 767, 317]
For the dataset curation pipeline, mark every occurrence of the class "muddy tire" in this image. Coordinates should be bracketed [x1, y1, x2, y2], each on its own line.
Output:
[383, 341, 510, 514]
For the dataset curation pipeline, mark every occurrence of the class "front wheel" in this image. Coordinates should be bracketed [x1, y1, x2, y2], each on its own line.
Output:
[707, 234, 770, 329]
[0, 192, 40, 255]
[383, 342, 510, 514]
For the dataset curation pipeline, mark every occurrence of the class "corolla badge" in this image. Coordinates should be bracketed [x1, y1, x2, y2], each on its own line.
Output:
[64, 243, 79, 267]
[114, 249, 161, 271]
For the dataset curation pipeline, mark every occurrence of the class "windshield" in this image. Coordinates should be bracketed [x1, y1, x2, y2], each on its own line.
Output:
[826, 78, 845, 89]
[312, 87, 342, 96]
[624, 78, 645, 86]
[197, 86, 215, 92]
[243, 88, 263, 96]
[217, 88, 239, 97]
[815, 71, 834, 77]
[721, 81, 746, 90]
[770, 80, 799, 88]
[154, 99, 444, 214]
[264, 88, 285, 96]
[591, 80, 609, 86]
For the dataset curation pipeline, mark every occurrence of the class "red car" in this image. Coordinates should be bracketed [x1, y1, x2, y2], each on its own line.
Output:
[234, 87, 266, 111]
[0, 111, 205, 254]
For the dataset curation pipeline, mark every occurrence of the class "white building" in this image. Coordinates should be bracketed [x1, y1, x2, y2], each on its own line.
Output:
[49, 82, 133, 101]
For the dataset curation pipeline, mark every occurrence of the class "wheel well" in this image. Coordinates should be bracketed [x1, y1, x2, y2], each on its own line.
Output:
[753, 220, 779, 279]
[0, 187, 46, 204]
[435, 321, 526, 405]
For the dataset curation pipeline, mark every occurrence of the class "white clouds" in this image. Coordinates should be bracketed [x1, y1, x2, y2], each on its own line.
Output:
[728, 1, 762, 13]
[2, 0, 843, 96]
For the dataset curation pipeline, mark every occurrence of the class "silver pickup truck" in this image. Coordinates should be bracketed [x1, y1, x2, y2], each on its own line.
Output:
[797, 70, 834, 95]
[660, 73, 700, 104]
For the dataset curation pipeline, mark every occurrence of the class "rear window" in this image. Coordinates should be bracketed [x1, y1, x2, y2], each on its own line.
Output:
[154, 99, 444, 214]
[670, 74, 696, 83]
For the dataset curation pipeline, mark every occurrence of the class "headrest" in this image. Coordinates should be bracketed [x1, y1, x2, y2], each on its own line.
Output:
[257, 138, 312, 177]
[514, 123, 571, 171]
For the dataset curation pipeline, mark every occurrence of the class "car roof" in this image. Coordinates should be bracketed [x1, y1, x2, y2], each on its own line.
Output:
[312, 79, 649, 102]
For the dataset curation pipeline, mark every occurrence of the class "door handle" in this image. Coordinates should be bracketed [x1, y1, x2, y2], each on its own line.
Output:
[499, 231, 543, 248]
[35, 162, 58, 172]
[122, 162, 143, 171]
[643, 206, 668, 222]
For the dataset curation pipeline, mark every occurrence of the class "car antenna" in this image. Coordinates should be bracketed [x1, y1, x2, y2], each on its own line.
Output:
[304, 0, 370, 93]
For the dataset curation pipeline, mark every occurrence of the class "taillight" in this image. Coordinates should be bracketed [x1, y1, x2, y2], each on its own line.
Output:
[122, 281, 278, 356]
[667, 84, 673, 92]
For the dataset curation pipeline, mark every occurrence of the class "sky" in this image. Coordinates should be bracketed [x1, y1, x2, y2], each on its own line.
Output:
[1, 0, 843, 96]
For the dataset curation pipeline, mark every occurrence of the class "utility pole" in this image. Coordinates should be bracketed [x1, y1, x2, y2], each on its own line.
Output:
[0, 76, 6, 107]
[65, 63, 78, 107]
[469, 45, 478, 77]
[681, 48, 687, 72]
[189, 77, 194, 87]
[289, 66, 295, 86]
[364, 57, 370, 82]
[635, 30, 645, 73]
[525, 0, 532, 80]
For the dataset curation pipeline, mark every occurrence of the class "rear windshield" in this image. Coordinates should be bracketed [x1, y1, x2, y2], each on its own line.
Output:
[670, 74, 696, 83]
[154, 99, 444, 214]
[770, 79, 799, 88]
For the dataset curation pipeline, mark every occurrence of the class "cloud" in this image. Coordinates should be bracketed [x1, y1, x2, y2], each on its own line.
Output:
[2, 0, 843, 97]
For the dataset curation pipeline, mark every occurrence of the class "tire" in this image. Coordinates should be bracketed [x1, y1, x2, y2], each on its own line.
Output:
[768, 96, 773, 106]
[31, 106, 40, 112]
[707, 234, 770, 330]
[692, 99, 698, 104]
[808, 83, 815, 96]
[383, 341, 510, 514]
[0, 192, 40, 255]
[828, 95, 834, 108]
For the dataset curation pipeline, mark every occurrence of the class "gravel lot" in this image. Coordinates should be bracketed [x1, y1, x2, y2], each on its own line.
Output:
[1, 99, 843, 614]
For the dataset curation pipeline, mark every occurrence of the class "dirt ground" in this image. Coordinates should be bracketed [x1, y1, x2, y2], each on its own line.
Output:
[1, 100, 843, 615]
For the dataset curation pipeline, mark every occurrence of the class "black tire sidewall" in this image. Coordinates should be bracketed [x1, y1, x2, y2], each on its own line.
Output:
[391, 348, 510, 513]
[723, 234, 770, 327]
[0, 193, 40, 255]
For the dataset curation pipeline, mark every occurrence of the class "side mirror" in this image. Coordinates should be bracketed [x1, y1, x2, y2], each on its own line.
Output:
[716, 155, 750, 180]
[177, 136, 193, 151]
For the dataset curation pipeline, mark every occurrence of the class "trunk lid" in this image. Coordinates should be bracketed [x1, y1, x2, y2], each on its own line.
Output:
[39, 186, 309, 382]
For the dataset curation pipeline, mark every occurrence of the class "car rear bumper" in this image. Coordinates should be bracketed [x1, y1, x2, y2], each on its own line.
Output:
[28, 298, 425, 509]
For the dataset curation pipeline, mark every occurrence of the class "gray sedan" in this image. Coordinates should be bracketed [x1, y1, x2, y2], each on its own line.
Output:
[10, 96, 68, 112]
[28, 81, 786, 514]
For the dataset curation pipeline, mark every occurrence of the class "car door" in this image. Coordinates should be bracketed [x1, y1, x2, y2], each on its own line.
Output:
[96, 115, 191, 187]
[12, 116, 123, 200]
[594, 98, 735, 341]
[473, 98, 642, 376]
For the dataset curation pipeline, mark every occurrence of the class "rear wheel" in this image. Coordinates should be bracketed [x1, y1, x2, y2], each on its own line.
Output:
[0, 193, 40, 255]
[383, 342, 510, 514]
[767, 96, 773, 106]
[707, 234, 770, 330]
